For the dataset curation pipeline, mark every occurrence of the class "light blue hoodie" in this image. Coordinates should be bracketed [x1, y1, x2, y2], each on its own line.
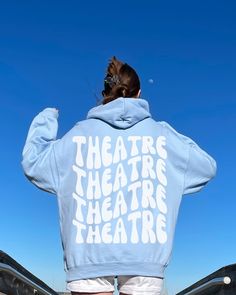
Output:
[22, 97, 216, 282]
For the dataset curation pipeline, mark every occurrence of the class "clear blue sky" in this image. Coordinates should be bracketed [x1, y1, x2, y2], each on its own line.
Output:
[0, 1, 235, 294]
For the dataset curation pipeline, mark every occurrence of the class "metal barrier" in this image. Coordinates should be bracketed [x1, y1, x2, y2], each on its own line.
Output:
[0, 251, 58, 295]
[177, 263, 236, 295]
[179, 276, 231, 295]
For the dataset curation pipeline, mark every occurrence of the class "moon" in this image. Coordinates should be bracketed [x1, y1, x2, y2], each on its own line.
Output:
[148, 79, 154, 84]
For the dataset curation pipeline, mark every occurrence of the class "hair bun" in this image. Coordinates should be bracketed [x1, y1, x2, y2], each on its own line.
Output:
[102, 56, 140, 104]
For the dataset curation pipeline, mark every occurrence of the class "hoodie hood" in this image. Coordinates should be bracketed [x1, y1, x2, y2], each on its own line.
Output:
[87, 97, 151, 129]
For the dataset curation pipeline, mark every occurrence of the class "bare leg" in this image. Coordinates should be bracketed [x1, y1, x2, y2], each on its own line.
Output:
[119, 293, 131, 295]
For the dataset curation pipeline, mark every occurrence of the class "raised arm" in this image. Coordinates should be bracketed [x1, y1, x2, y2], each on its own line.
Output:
[21, 108, 60, 194]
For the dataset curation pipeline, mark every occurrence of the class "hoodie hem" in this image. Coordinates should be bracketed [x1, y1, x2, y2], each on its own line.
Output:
[66, 262, 165, 282]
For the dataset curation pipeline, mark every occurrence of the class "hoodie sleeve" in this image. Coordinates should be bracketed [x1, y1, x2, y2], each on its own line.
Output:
[183, 140, 217, 195]
[21, 108, 60, 194]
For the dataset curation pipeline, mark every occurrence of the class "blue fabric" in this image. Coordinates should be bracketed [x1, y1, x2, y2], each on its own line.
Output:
[22, 97, 217, 282]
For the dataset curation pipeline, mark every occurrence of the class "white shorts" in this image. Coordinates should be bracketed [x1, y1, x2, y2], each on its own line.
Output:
[67, 275, 163, 295]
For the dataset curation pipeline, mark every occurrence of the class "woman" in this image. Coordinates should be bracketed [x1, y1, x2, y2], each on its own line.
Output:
[22, 56, 217, 295]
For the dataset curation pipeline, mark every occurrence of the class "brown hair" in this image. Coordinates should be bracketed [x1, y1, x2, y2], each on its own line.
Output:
[102, 56, 140, 104]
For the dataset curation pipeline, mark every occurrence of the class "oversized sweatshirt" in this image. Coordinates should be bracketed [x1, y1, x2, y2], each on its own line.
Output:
[22, 97, 217, 282]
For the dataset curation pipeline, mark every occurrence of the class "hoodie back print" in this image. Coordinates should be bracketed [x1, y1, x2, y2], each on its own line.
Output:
[22, 97, 217, 282]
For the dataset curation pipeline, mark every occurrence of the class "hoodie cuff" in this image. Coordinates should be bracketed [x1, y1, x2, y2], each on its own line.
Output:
[40, 108, 59, 118]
